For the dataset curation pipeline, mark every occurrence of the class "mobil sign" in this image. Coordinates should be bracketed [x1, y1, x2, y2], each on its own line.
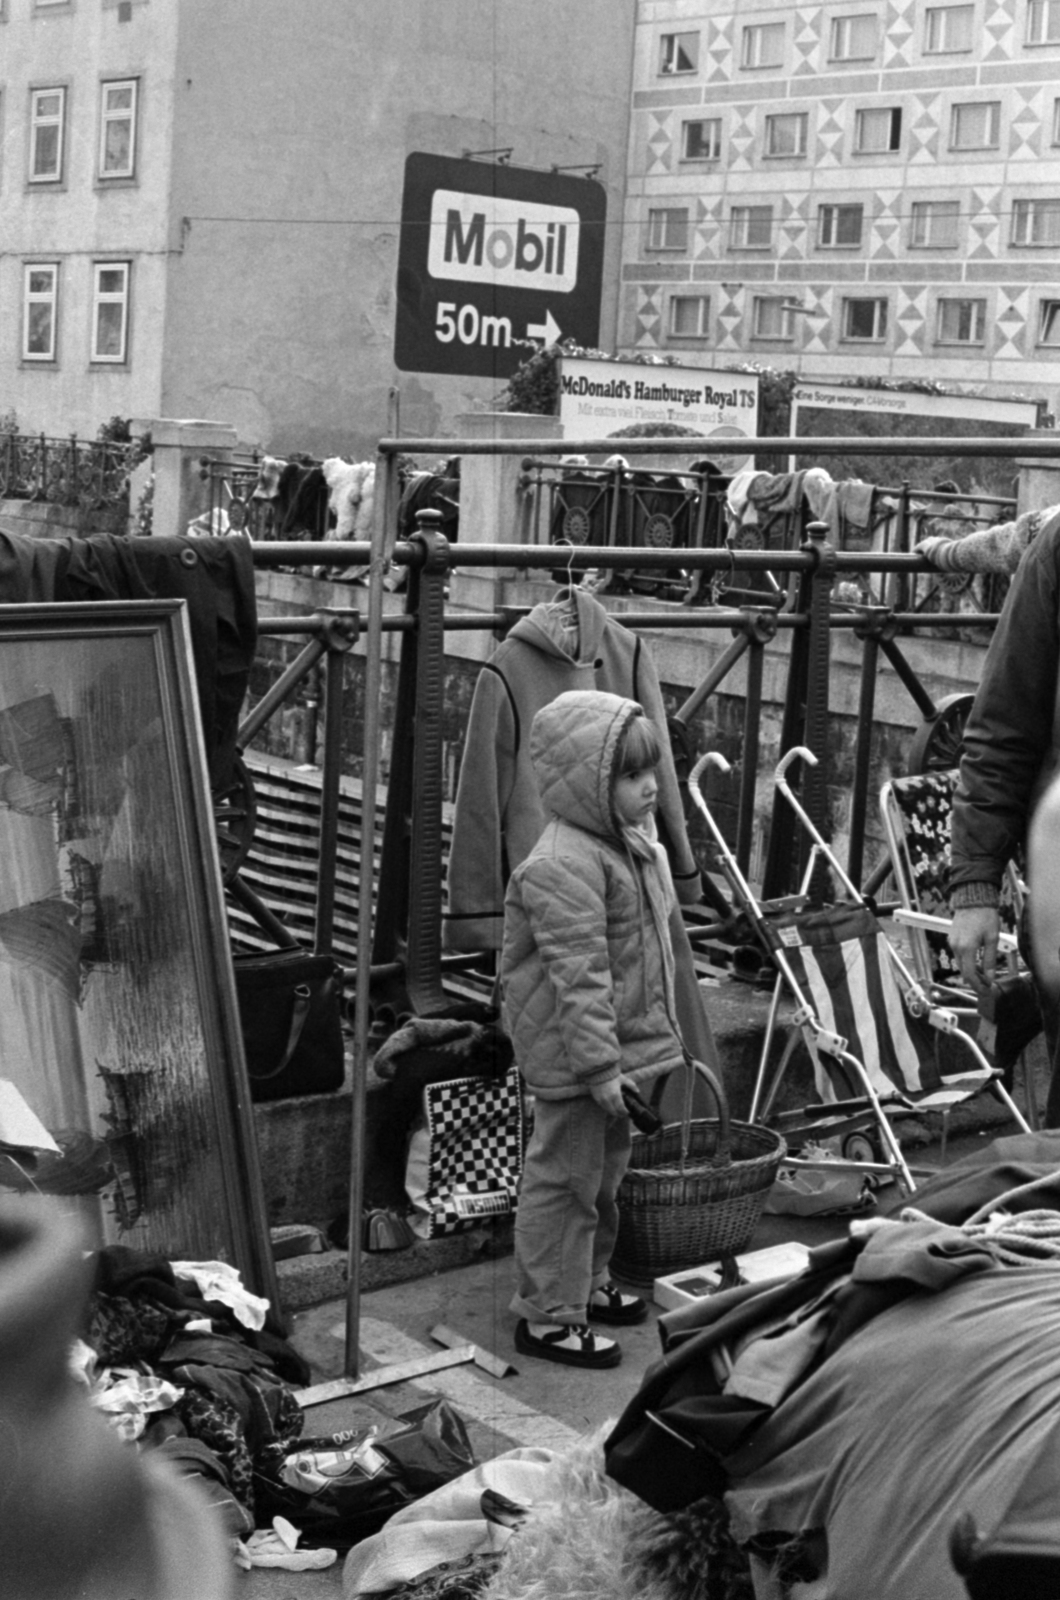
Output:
[395, 152, 606, 378]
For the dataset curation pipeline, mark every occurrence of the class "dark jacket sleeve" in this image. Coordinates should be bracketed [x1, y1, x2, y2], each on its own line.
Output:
[951, 521, 1060, 890]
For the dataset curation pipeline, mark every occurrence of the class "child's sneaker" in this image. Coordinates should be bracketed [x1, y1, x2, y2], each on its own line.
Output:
[514, 1320, 621, 1368]
[587, 1282, 649, 1325]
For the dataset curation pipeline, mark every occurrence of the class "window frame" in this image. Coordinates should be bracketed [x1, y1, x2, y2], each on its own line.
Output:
[936, 297, 987, 345]
[751, 295, 796, 340]
[730, 204, 775, 249]
[22, 261, 59, 362]
[669, 294, 711, 338]
[853, 105, 902, 153]
[829, 13, 878, 60]
[841, 296, 889, 341]
[764, 111, 809, 157]
[659, 30, 699, 75]
[818, 202, 864, 247]
[909, 198, 961, 247]
[1011, 198, 1060, 246]
[28, 84, 66, 184]
[741, 20, 785, 69]
[1052, 97, 1060, 145]
[924, 3, 975, 52]
[98, 76, 139, 181]
[646, 207, 690, 252]
[1027, 0, 1060, 44]
[1038, 298, 1060, 345]
[681, 117, 722, 162]
[90, 260, 131, 364]
[949, 100, 1000, 150]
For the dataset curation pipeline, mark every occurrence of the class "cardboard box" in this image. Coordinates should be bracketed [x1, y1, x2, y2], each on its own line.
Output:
[653, 1241, 811, 1312]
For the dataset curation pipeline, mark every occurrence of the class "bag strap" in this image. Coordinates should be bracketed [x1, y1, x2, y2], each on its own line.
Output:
[251, 983, 313, 1081]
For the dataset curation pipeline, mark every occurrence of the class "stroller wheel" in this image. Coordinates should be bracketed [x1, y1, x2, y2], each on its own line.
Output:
[841, 1130, 881, 1165]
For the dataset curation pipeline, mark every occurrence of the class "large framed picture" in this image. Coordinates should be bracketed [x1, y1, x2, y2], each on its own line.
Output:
[0, 600, 278, 1307]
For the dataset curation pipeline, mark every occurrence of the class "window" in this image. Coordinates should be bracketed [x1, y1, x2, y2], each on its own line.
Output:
[1012, 198, 1060, 245]
[842, 297, 888, 339]
[29, 86, 65, 182]
[829, 13, 878, 59]
[22, 263, 58, 361]
[950, 101, 1000, 148]
[731, 205, 774, 248]
[765, 112, 808, 156]
[1053, 98, 1060, 144]
[924, 4, 974, 51]
[682, 118, 721, 161]
[1027, 0, 1060, 42]
[937, 297, 986, 343]
[660, 31, 699, 73]
[818, 203, 864, 246]
[99, 79, 138, 178]
[741, 21, 785, 68]
[854, 106, 902, 152]
[669, 295, 710, 337]
[646, 208, 689, 251]
[752, 296, 795, 338]
[91, 261, 130, 362]
[1039, 300, 1060, 344]
[910, 199, 960, 246]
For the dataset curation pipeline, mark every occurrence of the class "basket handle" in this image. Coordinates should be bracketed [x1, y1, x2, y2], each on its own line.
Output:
[680, 1050, 732, 1170]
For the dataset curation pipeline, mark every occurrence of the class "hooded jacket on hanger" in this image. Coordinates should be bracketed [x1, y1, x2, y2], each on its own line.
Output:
[445, 588, 701, 952]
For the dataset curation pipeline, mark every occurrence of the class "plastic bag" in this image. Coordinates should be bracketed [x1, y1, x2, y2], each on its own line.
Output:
[256, 1399, 476, 1550]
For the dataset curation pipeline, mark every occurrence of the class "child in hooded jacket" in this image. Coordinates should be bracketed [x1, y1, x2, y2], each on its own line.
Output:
[501, 689, 687, 1367]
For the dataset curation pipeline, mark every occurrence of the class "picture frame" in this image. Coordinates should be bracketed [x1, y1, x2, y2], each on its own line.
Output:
[0, 599, 278, 1309]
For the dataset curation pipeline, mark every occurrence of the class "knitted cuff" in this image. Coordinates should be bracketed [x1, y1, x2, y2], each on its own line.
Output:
[914, 536, 956, 570]
[950, 881, 1001, 910]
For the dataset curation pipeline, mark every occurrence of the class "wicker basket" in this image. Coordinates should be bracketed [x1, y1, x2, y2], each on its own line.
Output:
[611, 1060, 786, 1287]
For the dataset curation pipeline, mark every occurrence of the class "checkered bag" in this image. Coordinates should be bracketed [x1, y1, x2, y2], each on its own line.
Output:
[405, 1067, 524, 1239]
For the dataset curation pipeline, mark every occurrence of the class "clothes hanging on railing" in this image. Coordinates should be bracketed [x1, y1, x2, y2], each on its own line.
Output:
[444, 588, 701, 953]
[0, 528, 257, 795]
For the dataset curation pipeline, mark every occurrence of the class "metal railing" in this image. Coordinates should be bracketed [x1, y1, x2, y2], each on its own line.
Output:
[0, 430, 141, 515]
[238, 425, 1060, 1375]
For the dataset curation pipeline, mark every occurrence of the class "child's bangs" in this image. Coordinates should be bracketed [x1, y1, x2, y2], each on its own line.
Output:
[616, 715, 661, 774]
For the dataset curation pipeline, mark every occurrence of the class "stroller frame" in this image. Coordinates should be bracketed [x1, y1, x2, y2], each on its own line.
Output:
[689, 747, 1031, 1195]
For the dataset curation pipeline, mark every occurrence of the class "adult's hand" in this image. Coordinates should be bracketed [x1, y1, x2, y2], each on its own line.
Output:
[948, 905, 1000, 997]
[589, 1078, 626, 1117]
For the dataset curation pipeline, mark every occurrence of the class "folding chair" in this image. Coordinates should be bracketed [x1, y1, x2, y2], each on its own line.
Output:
[689, 748, 1032, 1196]
[880, 768, 1041, 1128]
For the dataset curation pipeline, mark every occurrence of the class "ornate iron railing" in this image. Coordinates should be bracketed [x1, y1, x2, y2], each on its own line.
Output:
[0, 431, 142, 513]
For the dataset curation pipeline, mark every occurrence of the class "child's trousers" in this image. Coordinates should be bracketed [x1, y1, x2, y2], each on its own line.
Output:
[510, 1093, 632, 1325]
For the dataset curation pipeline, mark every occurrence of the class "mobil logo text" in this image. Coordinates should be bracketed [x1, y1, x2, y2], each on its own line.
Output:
[427, 190, 580, 294]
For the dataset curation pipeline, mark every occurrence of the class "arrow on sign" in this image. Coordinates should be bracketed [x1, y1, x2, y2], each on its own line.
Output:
[526, 309, 562, 346]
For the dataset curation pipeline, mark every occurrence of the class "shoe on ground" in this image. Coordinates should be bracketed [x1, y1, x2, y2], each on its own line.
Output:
[587, 1281, 649, 1325]
[514, 1319, 621, 1368]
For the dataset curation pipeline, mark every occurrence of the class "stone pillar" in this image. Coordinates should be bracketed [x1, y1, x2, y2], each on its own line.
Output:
[453, 410, 563, 546]
[1016, 430, 1060, 517]
[146, 418, 239, 539]
[446, 411, 565, 662]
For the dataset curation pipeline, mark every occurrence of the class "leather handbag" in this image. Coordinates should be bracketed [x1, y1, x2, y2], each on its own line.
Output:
[232, 949, 346, 1103]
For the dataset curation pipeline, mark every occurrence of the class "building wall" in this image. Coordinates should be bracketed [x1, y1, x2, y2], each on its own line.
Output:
[0, 0, 178, 435]
[622, 0, 1060, 417]
[2, 0, 636, 455]
[157, 0, 636, 458]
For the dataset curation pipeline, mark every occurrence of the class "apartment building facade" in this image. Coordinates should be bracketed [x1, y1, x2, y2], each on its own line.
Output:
[621, 0, 1060, 413]
[0, 0, 635, 456]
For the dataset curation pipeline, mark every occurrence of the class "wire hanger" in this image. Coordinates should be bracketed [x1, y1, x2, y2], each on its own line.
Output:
[548, 539, 579, 620]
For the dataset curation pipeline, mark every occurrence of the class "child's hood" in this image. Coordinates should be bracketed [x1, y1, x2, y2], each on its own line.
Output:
[530, 689, 642, 838]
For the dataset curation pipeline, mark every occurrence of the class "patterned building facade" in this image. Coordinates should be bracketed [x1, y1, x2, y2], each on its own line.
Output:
[622, 0, 1060, 412]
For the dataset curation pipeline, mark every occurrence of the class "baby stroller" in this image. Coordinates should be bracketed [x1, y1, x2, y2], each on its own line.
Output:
[688, 747, 1031, 1194]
